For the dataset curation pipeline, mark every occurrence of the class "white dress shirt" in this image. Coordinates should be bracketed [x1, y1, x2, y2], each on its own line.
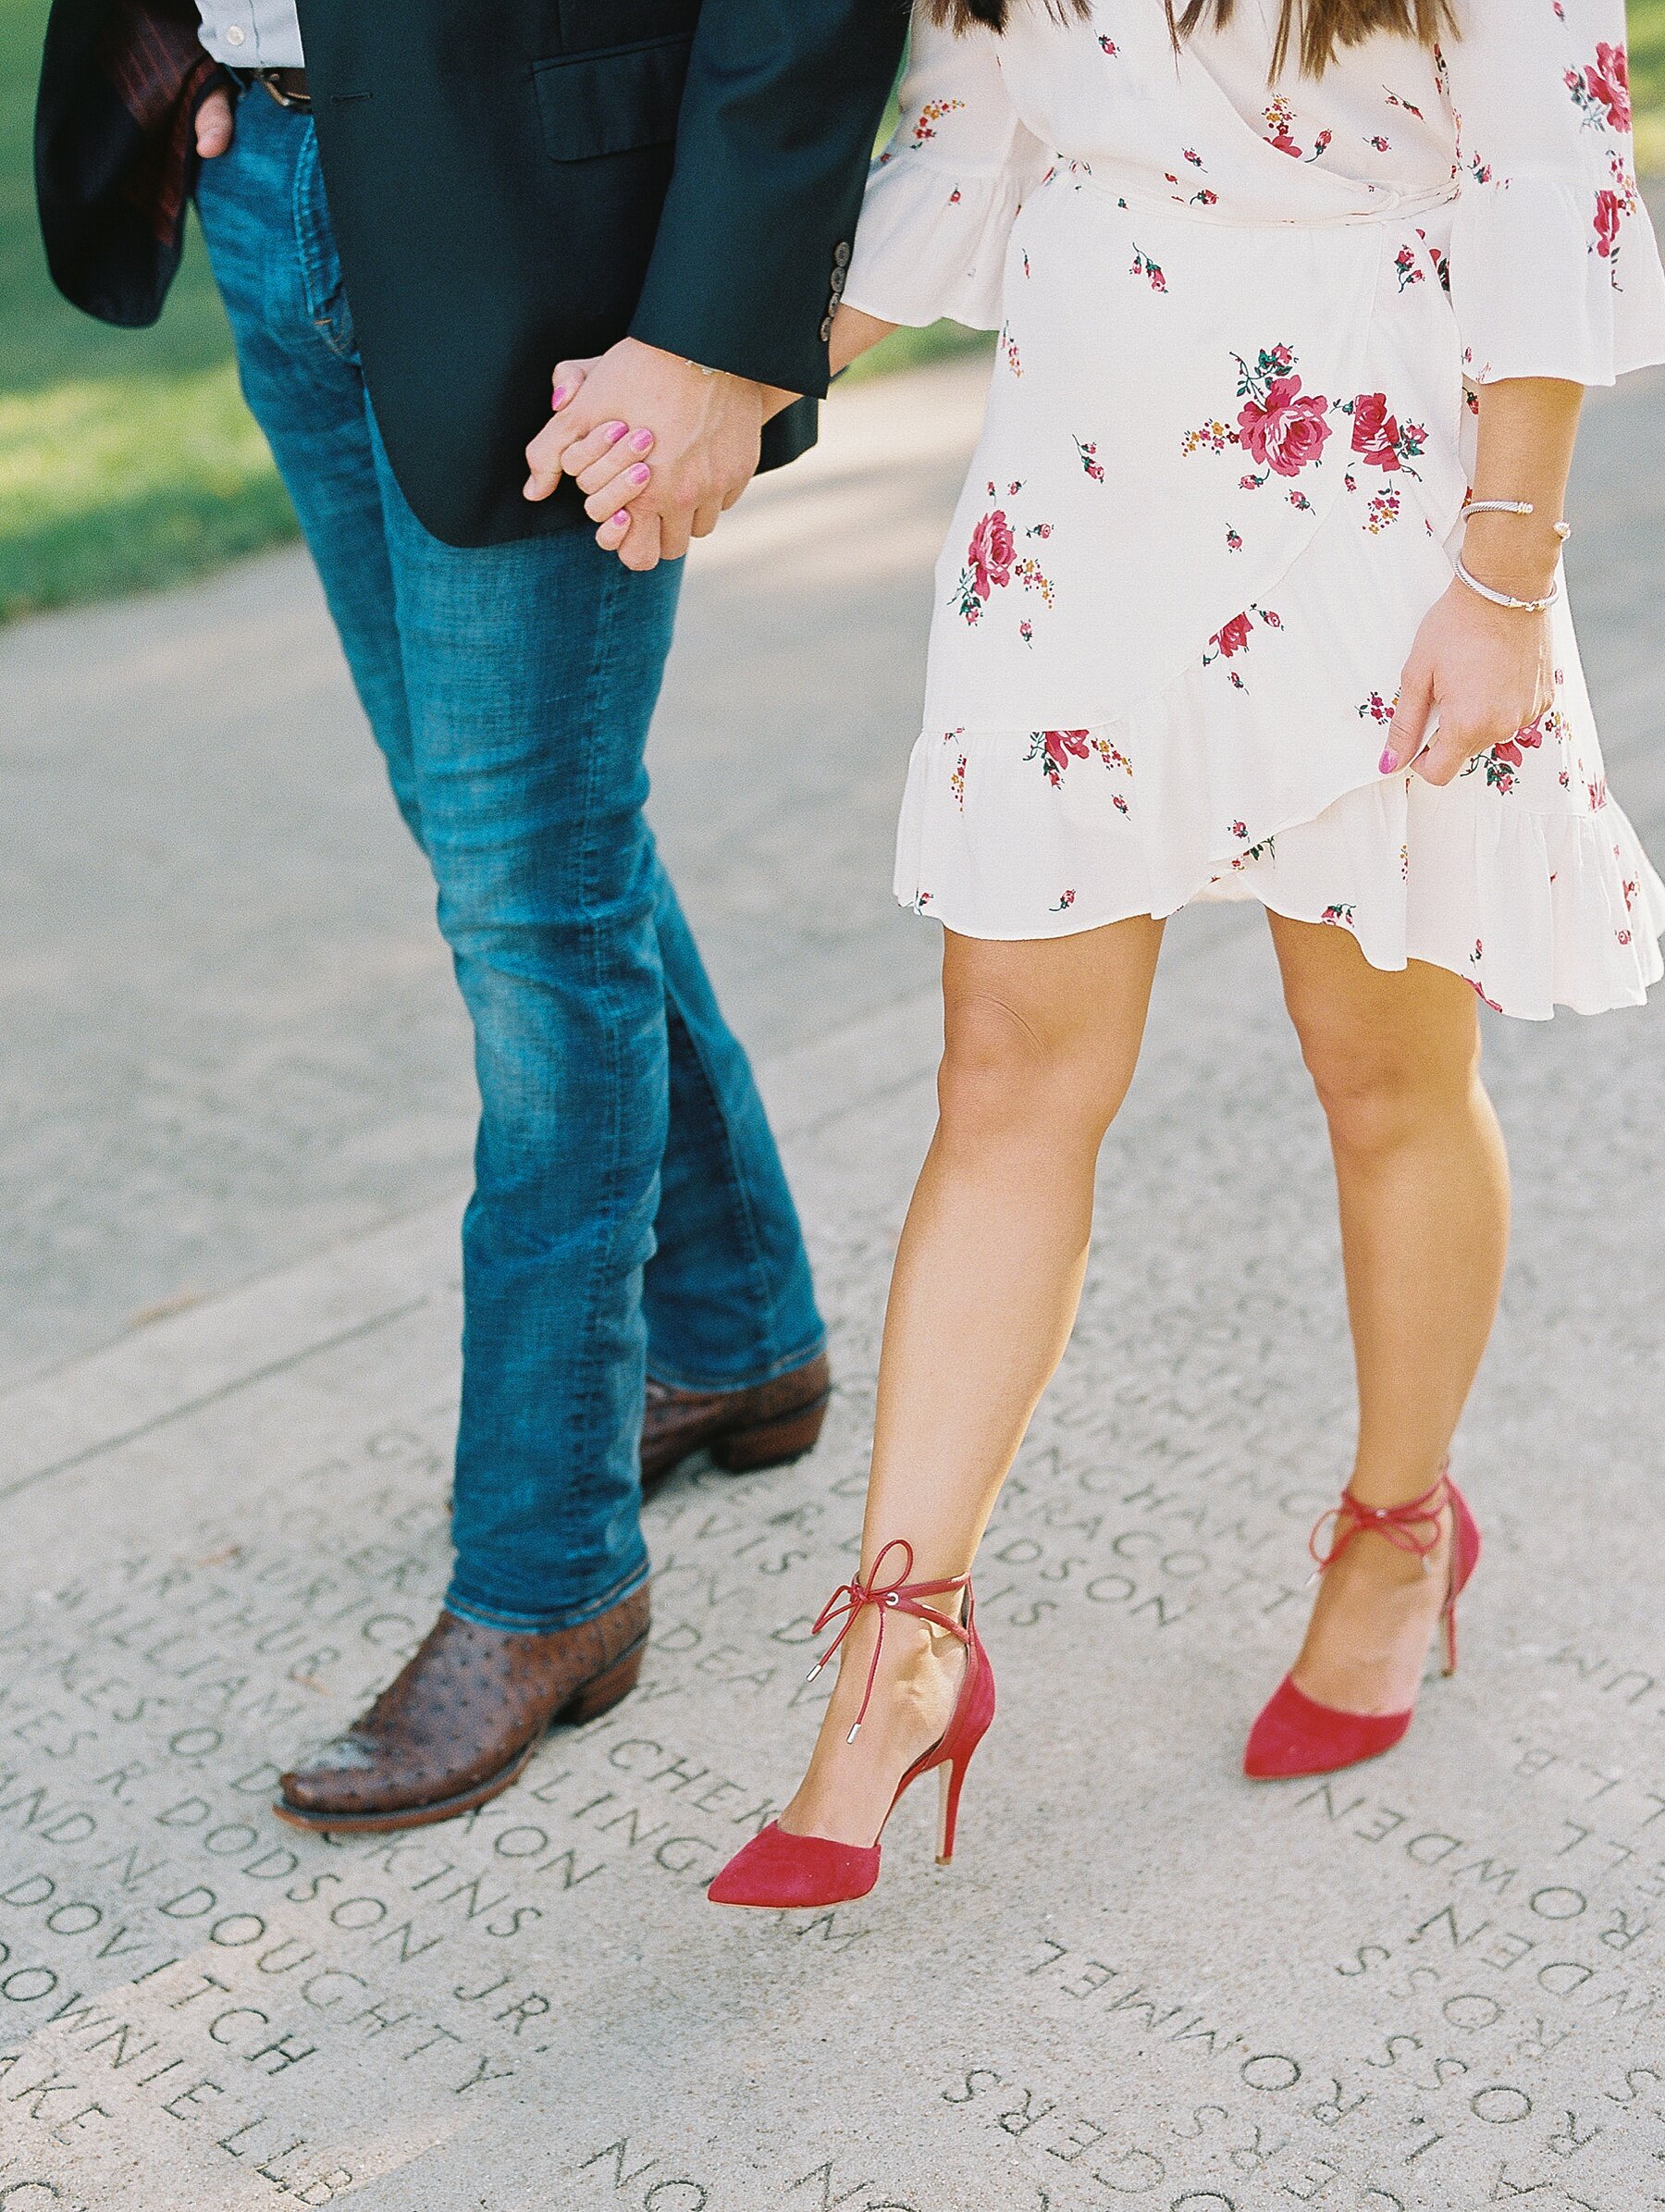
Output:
[194, 0, 304, 69]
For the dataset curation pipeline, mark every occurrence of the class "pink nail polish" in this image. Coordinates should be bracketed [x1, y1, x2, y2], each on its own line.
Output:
[605, 422, 628, 445]
[1378, 748, 1398, 775]
[630, 428, 654, 452]
[551, 384, 570, 408]
[611, 510, 630, 526]
[628, 463, 651, 486]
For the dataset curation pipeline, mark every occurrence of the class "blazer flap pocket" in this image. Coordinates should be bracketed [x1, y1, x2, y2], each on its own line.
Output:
[532, 38, 691, 163]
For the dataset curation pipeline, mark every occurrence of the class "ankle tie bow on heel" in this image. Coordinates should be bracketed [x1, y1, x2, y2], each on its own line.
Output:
[708, 1539, 997, 1909]
[1245, 1464, 1482, 1782]
[806, 1539, 970, 1743]
[1305, 1470, 1451, 1584]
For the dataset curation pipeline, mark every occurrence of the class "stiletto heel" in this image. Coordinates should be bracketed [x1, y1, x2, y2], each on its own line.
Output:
[935, 1738, 978, 1867]
[1244, 1464, 1480, 1781]
[935, 1762, 956, 1865]
[708, 1540, 995, 1908]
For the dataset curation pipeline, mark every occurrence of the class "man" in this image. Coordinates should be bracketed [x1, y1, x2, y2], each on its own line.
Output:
[36, 0, 907, 1833]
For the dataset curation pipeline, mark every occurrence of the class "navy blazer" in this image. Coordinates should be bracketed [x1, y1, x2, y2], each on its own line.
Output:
[36, 0, 909, 543]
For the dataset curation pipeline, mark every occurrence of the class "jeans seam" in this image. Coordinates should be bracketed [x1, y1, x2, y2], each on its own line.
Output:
[658, 985, 809, 1373]
[572, 548, 643, 1541]
[292, 122, 356, 362]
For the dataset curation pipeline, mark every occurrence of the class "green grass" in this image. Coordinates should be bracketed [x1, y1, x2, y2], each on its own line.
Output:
[0, 0, 297, 619]
[1634, 0, 1665, 171]
[2, 5, 1663, 623]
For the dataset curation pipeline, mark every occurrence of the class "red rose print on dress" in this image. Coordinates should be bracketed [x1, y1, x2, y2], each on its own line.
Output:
[952, 499, 1055, 630]
[968, 507, 1015, 594]
[1590, 43, 1632, 130]
[952, 508, 1016, 622]
[1202, 604, 1282, 688]
[1184, 346, 1332, 492]
[1569, 42, 1631, 132]
[1238, 374, 1333, 478]
[1590, 154, 1642, 280]
[1349, 391, 1399, 466]
[1462, 701, 1566, 795]
[1393, 243, 1424, 291]
[1264, 96, 1301, 155]
[1027, 729, 1092, 786]
[1595, 188, 1622, 258]
[1345, 391, 1428, 476]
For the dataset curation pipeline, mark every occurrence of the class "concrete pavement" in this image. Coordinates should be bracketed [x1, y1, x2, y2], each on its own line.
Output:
[1, 353, 1663, 2209]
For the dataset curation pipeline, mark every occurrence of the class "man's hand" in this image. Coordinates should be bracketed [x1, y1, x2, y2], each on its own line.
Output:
[524, 339, 770, 572]
[196, 86, 236, 159]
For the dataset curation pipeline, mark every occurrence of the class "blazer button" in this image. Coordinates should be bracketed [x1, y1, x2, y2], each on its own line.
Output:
[820, 315, 834, 342]
[831, 266, 846, 297]
[833, 241, 852, 267]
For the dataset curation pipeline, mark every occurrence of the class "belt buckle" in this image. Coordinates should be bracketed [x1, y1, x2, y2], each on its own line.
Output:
[258, 70, 312, 113]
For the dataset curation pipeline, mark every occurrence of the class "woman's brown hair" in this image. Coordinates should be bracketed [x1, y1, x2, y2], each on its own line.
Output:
[927, 0, 1457, 76]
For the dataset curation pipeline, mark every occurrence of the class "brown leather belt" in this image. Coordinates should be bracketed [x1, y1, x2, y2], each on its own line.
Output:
[252, 67, 311, 112]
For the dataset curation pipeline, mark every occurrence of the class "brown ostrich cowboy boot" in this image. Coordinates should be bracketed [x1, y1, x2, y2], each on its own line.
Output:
[274, 1585, 650, 1834]
[640, 1350, 832, 1496]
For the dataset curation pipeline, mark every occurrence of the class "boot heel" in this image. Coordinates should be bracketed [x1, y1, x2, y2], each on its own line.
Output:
[709, 1390, 831, 1475]
[562, 1638, 647, 1724]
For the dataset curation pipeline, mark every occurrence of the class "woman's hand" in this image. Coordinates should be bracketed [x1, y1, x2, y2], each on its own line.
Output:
[524, 358, 663, 560]
[1382, 579, 1555, 786]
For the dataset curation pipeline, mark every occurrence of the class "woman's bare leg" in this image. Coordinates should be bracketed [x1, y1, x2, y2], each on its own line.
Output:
[782, 915, 1165, 1846]
[1267, 915, 1511, 1714]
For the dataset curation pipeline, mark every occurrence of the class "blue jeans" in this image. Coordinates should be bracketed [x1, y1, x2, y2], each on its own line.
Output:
[196, 91, 824, 1632]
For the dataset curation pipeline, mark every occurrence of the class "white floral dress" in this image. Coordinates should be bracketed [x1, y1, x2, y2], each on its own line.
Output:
[844, 0, 1665, 1017]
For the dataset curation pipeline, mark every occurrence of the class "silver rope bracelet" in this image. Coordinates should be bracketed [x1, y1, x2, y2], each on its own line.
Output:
[1456, 500, 1570, 613]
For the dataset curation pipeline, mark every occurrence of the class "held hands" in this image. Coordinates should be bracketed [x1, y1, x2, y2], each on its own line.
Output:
[524, 340, 782, 572]
[523, 304, 890, 572]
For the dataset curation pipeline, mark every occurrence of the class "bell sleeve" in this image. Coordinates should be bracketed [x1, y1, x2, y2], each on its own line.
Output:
[1443, 0, 1665, 386]
[841, 8, 1051, 332]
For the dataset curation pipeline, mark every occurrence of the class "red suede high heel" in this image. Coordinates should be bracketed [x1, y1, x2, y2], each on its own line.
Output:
[1244, 1467, 1481, 1781]
[708, 1539, 996, 1908]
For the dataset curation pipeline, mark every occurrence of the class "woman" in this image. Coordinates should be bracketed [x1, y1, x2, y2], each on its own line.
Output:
[567, 0, 1665, 1909]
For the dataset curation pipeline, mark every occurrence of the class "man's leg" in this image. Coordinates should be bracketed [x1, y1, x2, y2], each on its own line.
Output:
[199, 93, 828, 1828]
[367, 432, 690, 1631]
[637, 875, 832, 1485]
[200, 96, 660, 1829]
[194, 93, 421, 836]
